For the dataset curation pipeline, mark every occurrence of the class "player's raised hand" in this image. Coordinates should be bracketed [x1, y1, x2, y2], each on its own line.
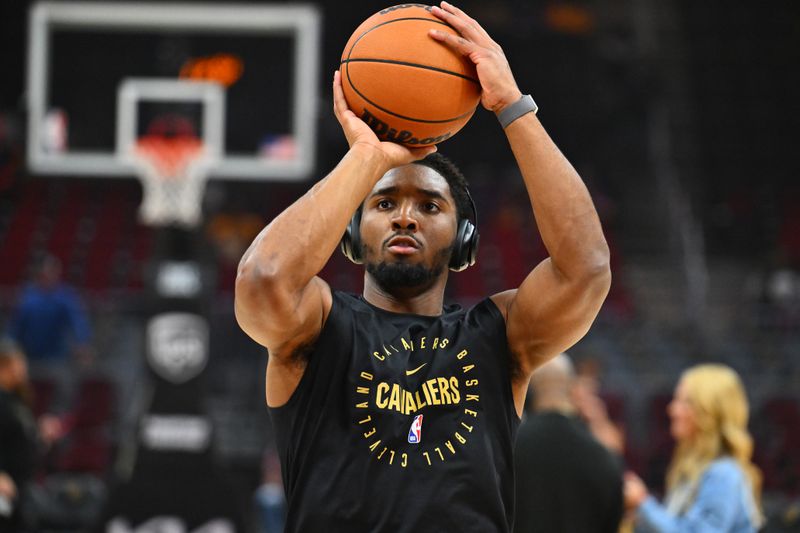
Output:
[429, 1, 522, 114]
[332, 70, 435, 169]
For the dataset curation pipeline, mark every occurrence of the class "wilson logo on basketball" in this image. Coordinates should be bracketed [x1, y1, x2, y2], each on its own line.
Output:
[361, 109, 452, 146]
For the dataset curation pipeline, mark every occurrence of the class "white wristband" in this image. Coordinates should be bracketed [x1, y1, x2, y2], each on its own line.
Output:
[496, 94, 538, 128]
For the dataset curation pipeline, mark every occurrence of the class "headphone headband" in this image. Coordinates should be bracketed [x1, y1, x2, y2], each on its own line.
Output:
[464, 188, 478, 229]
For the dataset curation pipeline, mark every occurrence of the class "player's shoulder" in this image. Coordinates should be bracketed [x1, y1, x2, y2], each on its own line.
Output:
[324, 290, 384, 325]
[329, 290, 365, 311]
[459, 295, 510, 337]
[488, 289, 516, 322]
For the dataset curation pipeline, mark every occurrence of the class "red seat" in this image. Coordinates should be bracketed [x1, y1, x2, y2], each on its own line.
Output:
[70, 378, 115, 429]
[31, 378, 57, 417]
[54, 430, 112, 474]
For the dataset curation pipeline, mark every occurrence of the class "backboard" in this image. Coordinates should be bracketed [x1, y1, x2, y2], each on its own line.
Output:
[26, 2, 321, 181]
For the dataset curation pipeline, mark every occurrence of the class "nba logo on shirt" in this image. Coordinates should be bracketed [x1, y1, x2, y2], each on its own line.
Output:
[407, 414, 423, 444]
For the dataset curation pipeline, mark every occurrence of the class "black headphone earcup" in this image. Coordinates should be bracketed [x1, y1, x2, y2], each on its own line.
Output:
[341, 211, 363, 264]
[449, 219, 478, 272]
[467, 231, 479, 267]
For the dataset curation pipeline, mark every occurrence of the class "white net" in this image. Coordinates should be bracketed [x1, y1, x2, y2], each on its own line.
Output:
[134, 136, 213, 228]
[115, 79, 226, 229]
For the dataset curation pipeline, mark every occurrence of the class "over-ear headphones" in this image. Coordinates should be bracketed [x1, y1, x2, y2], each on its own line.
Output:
[340, 208, 364, 265]
[340, 189, 479, 272]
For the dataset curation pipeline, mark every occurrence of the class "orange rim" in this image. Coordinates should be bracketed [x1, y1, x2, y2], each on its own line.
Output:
[135, 135, 204, 178]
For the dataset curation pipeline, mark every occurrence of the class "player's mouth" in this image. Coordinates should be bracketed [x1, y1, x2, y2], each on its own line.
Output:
[385, 235, 421, 255]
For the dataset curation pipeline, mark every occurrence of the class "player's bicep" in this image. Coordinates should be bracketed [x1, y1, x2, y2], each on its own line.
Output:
[235, 275, 332, 355]
[502, 258, 610, 374]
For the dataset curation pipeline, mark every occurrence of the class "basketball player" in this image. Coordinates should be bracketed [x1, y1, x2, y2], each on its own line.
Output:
[235, 2, 610, 531]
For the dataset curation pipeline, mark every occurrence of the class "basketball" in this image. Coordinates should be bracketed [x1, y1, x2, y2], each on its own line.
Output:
[340, 4, 481, 147]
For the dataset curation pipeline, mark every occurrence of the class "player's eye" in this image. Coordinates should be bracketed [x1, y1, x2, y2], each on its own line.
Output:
[377, 199, 392, 209]
[423, 202, 440, 213]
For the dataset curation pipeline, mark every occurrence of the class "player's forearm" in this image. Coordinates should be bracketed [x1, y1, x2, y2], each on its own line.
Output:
[238, 146, 388, 293]
[505, 113, 610, 280]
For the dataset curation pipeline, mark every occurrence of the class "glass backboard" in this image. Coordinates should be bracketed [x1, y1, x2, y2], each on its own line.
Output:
[26, 2, 321, 181]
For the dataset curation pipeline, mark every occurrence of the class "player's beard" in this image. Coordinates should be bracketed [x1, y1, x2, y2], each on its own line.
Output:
[364, 243, 453, 290]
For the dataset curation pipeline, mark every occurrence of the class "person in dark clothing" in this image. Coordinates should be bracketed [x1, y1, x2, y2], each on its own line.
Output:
[235, 3, 611, 531]
[514, 354, 624, 533]
[0, 339, 38, 532]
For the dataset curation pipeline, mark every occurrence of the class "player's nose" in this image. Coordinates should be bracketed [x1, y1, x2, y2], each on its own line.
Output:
[391, 202, 418, 231]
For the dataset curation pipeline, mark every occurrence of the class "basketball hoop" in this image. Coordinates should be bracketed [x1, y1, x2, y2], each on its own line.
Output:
[115, 79, 227, 229]
[133, 134, 213, 228]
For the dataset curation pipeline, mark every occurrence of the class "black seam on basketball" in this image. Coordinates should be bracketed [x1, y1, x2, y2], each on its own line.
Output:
[340, 58, 479, 85]
[345, 16, 468, 82]
[344, 65, 476, 124]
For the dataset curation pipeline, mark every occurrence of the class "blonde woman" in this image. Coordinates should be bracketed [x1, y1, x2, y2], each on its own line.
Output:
[624, 364, 763, 532]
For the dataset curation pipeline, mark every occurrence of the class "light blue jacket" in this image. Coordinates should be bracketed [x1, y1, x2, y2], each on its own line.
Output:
[635, 457, 761, 532]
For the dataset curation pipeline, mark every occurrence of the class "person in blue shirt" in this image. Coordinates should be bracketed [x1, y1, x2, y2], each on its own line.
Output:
[8, 255, 91, 362]
[7, 254, 92, 412]
[624, 364, 763, 532]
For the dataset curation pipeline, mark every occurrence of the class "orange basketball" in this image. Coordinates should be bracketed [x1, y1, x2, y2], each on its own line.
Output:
[340, 4, 481, 147]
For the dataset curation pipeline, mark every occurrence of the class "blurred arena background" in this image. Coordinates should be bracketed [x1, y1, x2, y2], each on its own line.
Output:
[0, 0, 798, 531]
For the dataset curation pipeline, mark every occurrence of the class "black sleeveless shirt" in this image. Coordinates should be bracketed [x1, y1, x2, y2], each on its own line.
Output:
[269, 292, 520, 532]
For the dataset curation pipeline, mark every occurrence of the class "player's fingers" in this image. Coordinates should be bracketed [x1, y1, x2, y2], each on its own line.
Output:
[440, 0, 467, 18]
[332, 71, 342, 115]
[432, 2, 492, 46]
[428, 29, 476, 58]
[332, 70, 355, 121]
[411, 144, 437, 159]
[332, 71, 344, 112]
[430, 5, 476, 42]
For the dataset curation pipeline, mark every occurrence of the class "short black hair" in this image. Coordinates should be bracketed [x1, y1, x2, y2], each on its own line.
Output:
[412, 153, 472, 223]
